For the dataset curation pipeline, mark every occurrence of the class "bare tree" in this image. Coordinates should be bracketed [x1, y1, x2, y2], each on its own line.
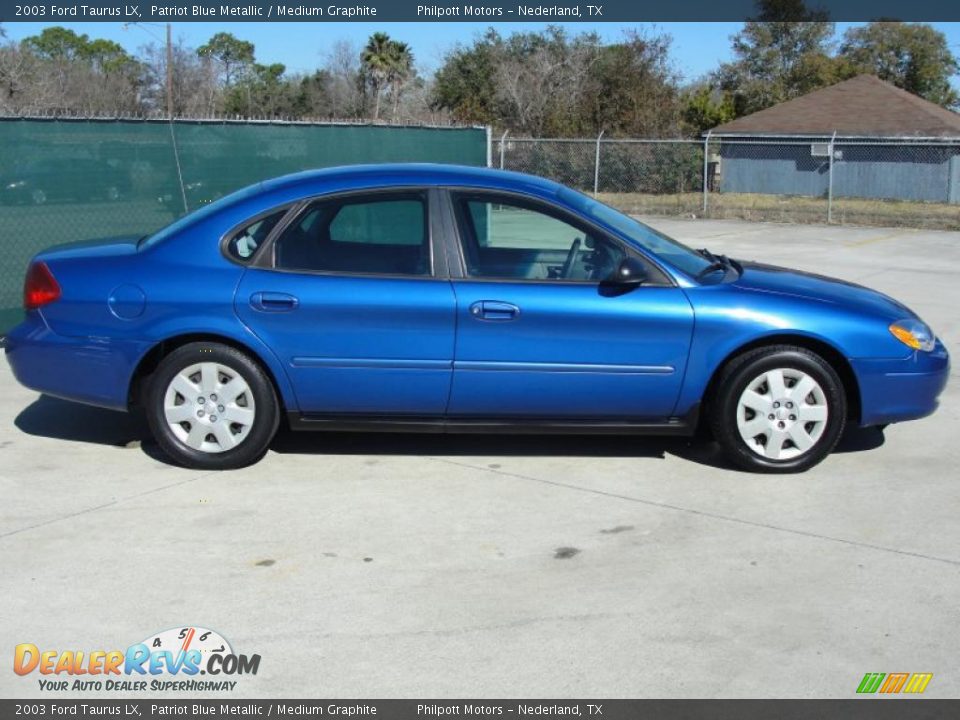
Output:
[323, 39, 363, 118]
[394, 76, 447, 124]
[0, 42, 56, 114]
[141, 39, 219, 117]
[493, 30, 599, 136]
[434, 26, 680, 136]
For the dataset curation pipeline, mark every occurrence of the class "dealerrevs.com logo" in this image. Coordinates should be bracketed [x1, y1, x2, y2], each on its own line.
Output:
[856, 672, 933, 695]
[14, 626, 260, 692]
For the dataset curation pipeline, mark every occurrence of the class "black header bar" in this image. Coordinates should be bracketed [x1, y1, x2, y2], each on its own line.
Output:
[1, 0, 960, 22]
[1, 700, 959, 719]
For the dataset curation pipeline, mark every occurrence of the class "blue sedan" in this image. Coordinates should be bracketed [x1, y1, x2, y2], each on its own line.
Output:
[5, 165, 950, 472]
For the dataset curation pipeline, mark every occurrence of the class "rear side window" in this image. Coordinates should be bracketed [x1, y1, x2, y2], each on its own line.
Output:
[227, 210, 287, 261]
[273, 193, 430, 276]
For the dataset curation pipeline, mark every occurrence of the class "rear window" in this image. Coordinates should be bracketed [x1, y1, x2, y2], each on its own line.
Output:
[139, 183, 264, 251]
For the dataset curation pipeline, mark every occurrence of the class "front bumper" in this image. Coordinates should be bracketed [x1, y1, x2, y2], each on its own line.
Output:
[4, 312, 149, 411]
[851, 339, 950, 426]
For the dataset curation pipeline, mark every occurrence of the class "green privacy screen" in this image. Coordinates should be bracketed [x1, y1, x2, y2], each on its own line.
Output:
[0, 118, 488, 333]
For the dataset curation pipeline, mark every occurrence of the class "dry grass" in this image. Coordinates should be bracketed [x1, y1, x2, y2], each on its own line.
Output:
[596, 192, 960, 231]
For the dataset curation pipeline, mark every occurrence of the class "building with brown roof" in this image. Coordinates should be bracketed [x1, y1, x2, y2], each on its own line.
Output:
[707, 75, 960, 204]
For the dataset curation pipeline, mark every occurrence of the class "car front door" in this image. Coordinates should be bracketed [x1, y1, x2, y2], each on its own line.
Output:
[444, 191, 695, 421]
[234, 189, 456, 416]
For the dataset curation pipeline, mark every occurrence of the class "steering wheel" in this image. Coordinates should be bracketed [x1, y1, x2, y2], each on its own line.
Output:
[560, 238, 582, 279]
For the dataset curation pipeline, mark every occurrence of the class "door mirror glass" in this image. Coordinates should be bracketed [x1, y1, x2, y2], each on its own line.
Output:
[606, 257, 648, 287]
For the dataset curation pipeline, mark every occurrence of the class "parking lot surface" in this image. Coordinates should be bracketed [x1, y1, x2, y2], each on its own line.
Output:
[1, 218, 957, 698]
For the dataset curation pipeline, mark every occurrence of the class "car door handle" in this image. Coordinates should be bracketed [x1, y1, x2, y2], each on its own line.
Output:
[250, 292, 299, 312]
[469, 301, 520, 321]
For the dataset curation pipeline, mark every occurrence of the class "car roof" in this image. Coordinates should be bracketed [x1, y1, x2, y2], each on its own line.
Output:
[259, 163, 565, 197]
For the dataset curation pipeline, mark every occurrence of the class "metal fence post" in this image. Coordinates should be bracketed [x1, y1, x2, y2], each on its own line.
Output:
[827, 130, 836, 224]
[486, 125, 492, 168]
[593, 130, 605, 197]
[499, 129, 509, 170]
[702, 129, 712, 216]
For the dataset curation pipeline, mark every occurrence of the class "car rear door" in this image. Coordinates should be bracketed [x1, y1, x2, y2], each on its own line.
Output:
[443, 190, 695, 420]
[234, 188, 457, 416]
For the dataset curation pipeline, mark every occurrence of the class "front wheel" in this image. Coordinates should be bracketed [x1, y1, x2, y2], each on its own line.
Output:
[709, 346, 847, 473]
[146, 342, 279, 469]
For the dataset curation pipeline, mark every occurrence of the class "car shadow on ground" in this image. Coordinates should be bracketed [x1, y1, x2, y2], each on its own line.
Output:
[14, 394, 149, 447]
[13, 394, 885, 472]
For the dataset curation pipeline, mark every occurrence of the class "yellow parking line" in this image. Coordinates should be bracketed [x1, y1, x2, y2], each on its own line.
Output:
[846, 230, 915, 247]
[698, 227, 771, 239]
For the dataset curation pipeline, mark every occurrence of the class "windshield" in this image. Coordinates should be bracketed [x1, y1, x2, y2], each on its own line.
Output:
[139, 182, 264, 250]
[558, 187, 713, 279]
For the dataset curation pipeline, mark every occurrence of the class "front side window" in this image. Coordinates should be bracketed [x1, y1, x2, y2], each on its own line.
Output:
[273, 192, 430, 276]
[557, 186, 713, 278]
[453, 194, 627, 282]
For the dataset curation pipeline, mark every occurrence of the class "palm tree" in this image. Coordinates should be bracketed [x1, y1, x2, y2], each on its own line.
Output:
[361, 32, 393, 121]
[388, 42, 414, 121]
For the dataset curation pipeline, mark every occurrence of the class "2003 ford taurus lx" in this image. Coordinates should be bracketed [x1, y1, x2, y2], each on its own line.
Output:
[4, 165, 950, 472]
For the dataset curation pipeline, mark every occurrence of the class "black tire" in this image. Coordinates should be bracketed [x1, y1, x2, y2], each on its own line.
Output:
[709, 345, 847, 473]
[146, 342, 279, 469]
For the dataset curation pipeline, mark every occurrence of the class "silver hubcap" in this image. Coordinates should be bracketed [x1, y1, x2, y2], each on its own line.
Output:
[736, 368, 828, 461]
[163, 362, 256, 454]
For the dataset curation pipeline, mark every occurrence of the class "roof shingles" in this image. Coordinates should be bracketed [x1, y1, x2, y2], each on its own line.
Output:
[709, 75, 960, 138]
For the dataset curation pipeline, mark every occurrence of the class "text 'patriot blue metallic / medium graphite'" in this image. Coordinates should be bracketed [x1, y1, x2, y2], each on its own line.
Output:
[5, 165, 949, 472]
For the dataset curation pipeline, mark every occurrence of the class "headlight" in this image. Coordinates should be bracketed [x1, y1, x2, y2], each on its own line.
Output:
[889, 319, 936, 352]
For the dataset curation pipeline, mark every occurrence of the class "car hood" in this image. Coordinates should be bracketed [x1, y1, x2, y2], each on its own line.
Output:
[35, 235, 142, 263]
[731, 261, 915, 320]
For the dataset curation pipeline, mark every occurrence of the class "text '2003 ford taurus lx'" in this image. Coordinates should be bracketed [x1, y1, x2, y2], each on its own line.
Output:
[5, 165, 950, 472]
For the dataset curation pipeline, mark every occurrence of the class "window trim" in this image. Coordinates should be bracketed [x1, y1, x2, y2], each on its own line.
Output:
[252, 186, 443, 280]
[441, 188, 675, 287]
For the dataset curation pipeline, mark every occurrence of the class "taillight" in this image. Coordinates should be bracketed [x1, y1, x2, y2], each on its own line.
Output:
[24, 261, 61, 310]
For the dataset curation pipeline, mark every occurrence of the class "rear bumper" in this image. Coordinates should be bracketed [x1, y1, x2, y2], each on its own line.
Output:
[852, 340, 950, 427]
[4, 312, 148, 411]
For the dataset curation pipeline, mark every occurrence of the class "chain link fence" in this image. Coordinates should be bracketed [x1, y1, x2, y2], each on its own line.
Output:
[3, 126, 957, 334]
[494, 135, 960, 230]
[0, 117, 488, 333]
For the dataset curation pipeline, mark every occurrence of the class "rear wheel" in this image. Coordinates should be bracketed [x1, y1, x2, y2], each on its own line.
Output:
[709, 345, 847, 473]
[146, 342, 279, 469]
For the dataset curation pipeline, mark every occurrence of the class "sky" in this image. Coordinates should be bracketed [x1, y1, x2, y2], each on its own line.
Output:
[3, 21, 960, 87]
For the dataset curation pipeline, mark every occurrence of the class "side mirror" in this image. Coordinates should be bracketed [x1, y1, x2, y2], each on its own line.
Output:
[607, 257, 647, 287]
